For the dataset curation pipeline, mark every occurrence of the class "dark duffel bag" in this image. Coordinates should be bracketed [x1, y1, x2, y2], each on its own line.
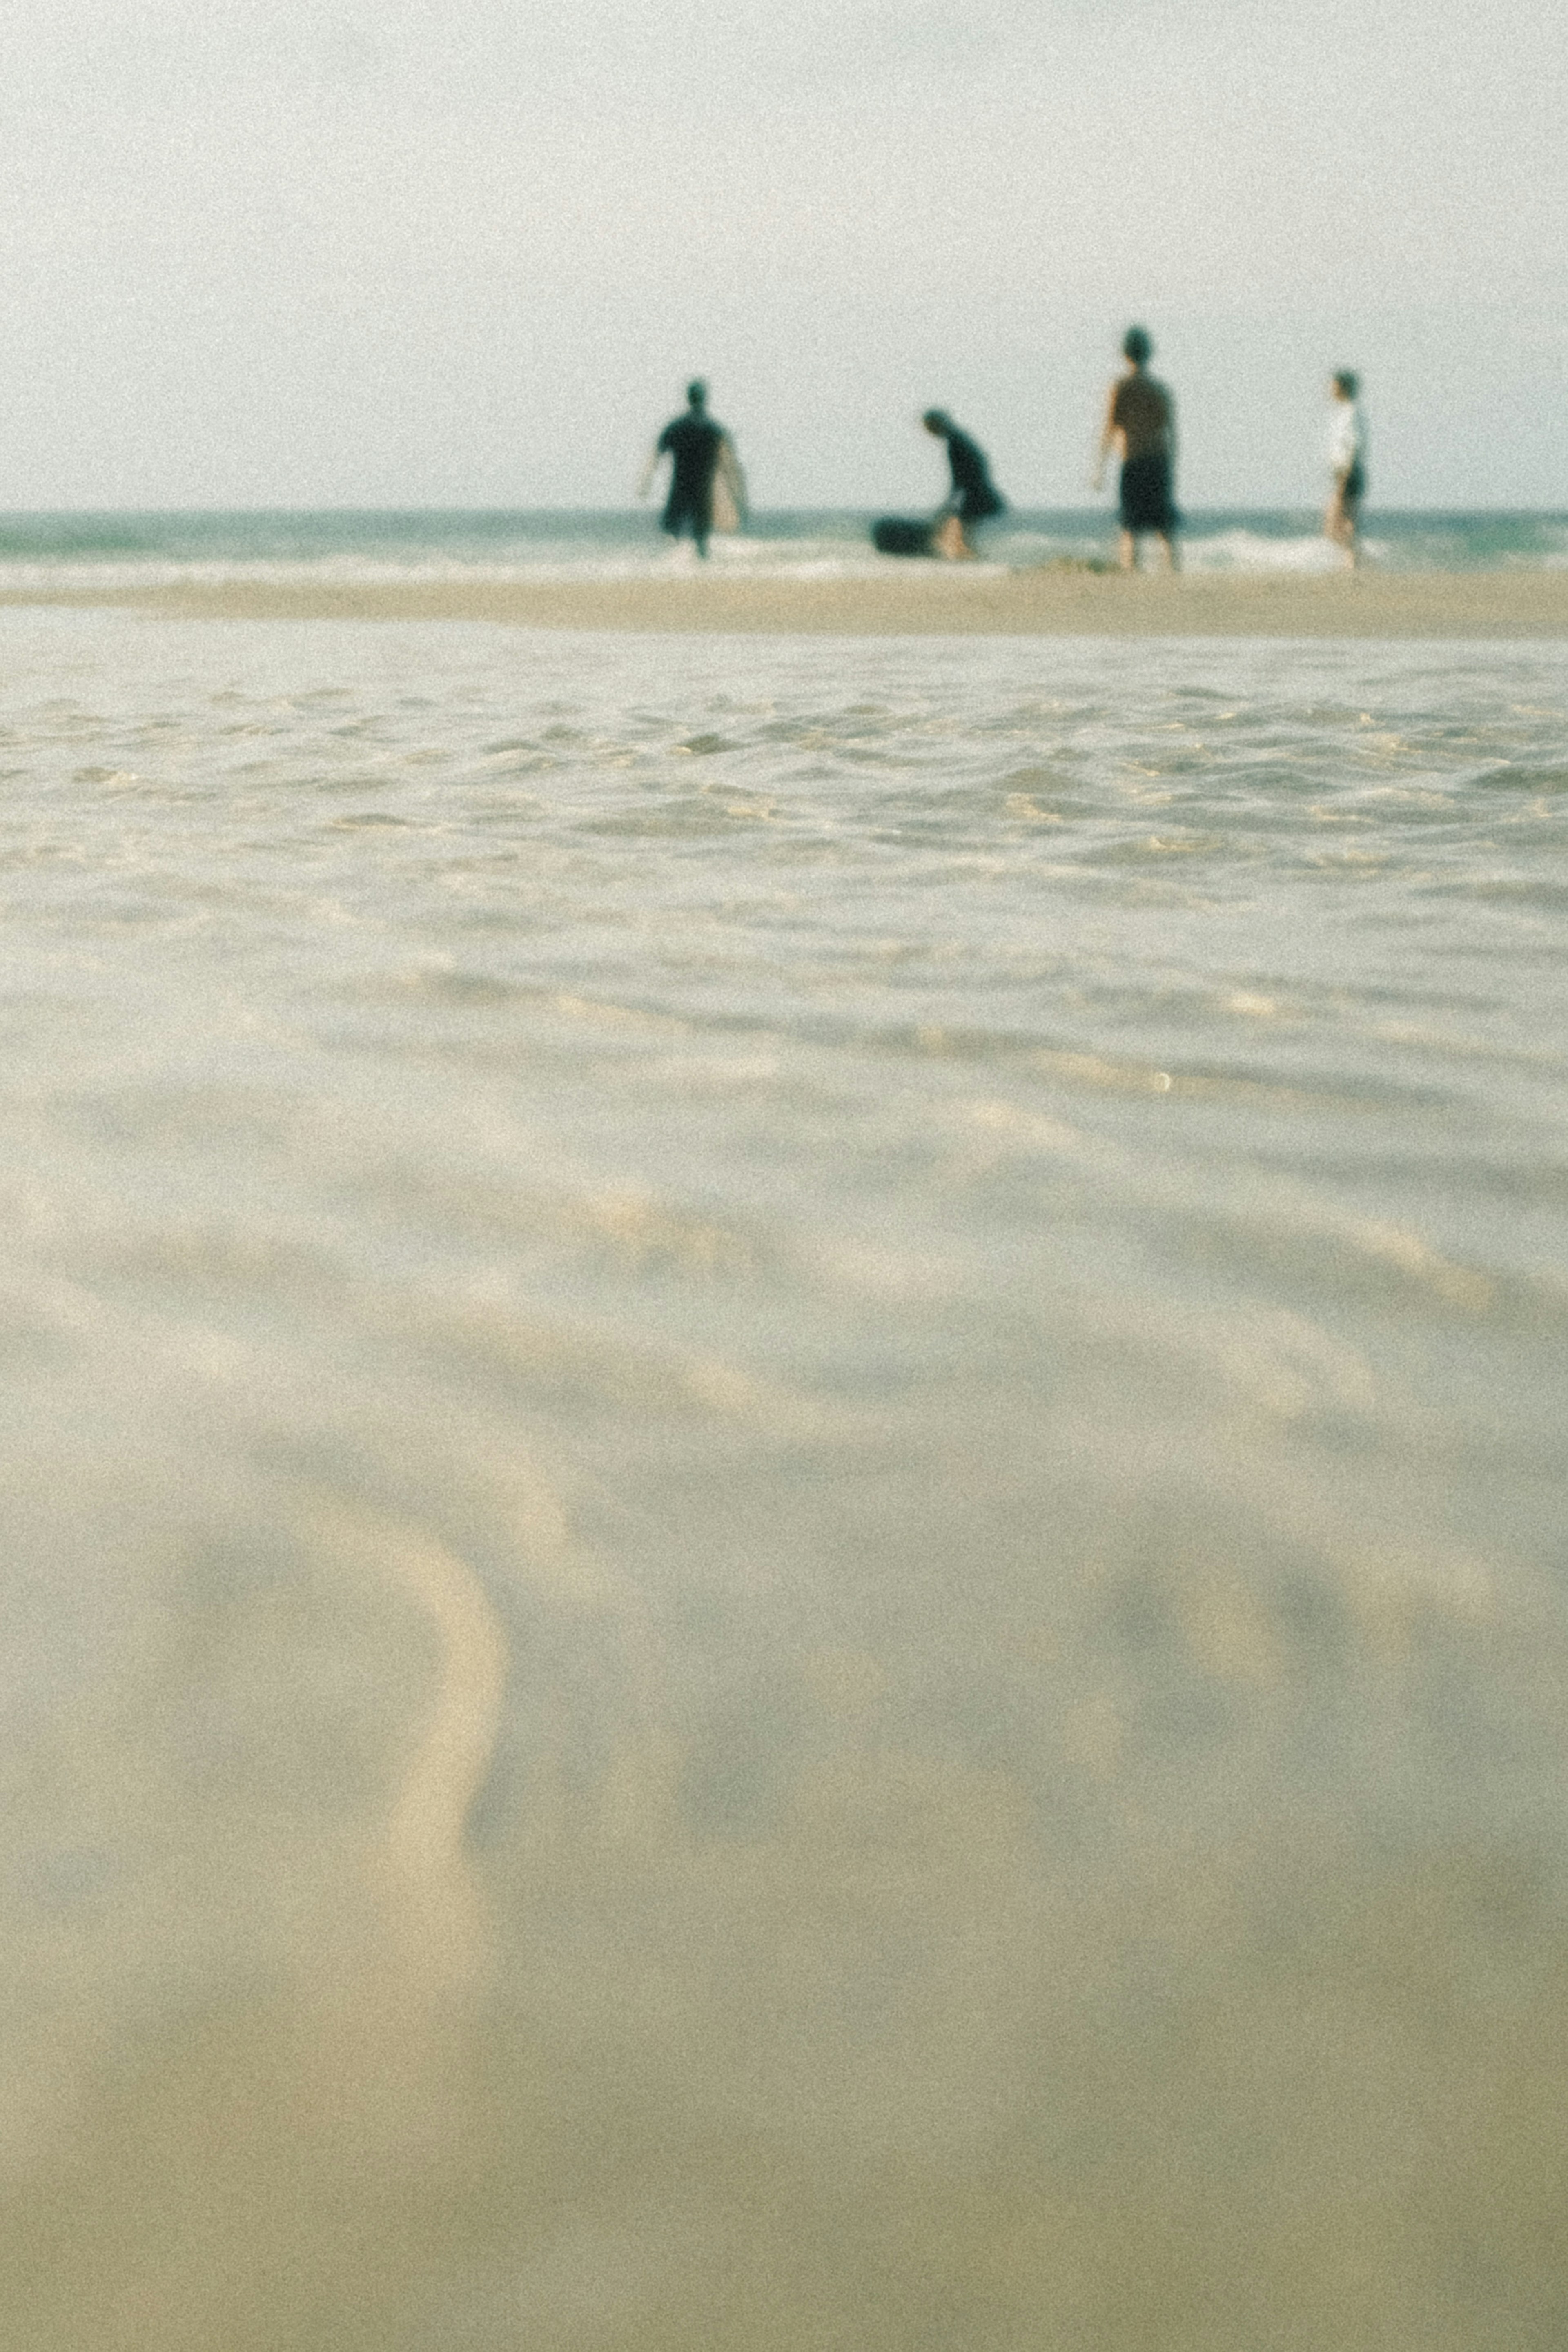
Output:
[872, 517, 933, 557]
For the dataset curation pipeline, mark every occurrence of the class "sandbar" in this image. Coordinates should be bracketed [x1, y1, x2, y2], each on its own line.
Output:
[3, 567, 1568, 638]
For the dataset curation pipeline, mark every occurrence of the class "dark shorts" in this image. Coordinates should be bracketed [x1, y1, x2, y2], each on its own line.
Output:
[663, 490, 713, 540]
[1340, 462, 1366, 507]
[1119, 453, 1178, 535]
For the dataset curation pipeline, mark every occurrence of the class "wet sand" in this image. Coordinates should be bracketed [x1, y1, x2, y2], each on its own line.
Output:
[5, 566, 1568, 636]
[3, 611, 1567, 2349]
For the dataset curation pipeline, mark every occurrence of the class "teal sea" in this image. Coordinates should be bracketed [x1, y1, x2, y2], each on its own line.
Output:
[0, 589, 1565, 2349]
[0, 504, 1565, 581]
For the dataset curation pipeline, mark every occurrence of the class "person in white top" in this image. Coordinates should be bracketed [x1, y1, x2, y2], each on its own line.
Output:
[1325, 371, 1367, 569]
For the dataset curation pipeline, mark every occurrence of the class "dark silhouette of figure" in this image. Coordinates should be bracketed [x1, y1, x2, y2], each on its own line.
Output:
[921, 410, 1006, 558]
[1094, 327, 1180, 572]
[1325, 370, 1367, 569]
[641, 381, 745, 559]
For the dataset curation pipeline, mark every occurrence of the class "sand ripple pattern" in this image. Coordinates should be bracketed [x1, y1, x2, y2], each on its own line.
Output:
[309, 1502, 508, 1989]
[0, 613, 1564, 2350]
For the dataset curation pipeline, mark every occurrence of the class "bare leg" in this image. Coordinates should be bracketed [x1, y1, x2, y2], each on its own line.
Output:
[1119, 529, 1138, 573]
[1158, 532, 1180, 574]
[1325, 487, 1358, 569]
[933, 513, 973, 561]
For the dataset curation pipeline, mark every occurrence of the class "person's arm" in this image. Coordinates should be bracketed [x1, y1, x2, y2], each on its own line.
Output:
[1091, 384, 1121, 491]
[639, 424, 675, 501]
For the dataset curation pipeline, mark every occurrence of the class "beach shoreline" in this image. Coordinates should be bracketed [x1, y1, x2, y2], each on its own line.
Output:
[4, 566, 1568, 638]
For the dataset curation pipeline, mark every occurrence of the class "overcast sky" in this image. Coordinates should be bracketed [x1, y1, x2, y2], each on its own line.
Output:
[1, 0, 1564, 510]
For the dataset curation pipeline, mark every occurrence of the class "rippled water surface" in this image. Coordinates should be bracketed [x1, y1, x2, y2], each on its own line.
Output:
[3, 610, 1567, 2350]
[1, 503, 1566, 582]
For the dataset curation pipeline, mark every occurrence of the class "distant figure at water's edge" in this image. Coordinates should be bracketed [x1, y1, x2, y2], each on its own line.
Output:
[640, 380, 746, 558]
[1094, 327, 1180, 572]
[1325, 370, 1367, 569]
[872, 412, 1005, 560]
[922, 410, 1005, 559]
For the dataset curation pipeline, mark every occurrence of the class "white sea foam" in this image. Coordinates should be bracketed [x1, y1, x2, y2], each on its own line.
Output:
[0, 506, 1561, 593]
[0, 543, 1003, 590]
[1179, 525, 1360, 572]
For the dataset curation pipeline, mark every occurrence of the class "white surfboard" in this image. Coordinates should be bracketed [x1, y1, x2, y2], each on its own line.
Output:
[710, 439, 746, 535]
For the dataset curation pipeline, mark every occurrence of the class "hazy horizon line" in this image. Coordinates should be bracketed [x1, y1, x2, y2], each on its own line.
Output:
[0, 503, 1564, 521]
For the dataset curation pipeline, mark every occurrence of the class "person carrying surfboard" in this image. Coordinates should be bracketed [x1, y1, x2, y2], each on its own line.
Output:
[640, 381, 747, 558]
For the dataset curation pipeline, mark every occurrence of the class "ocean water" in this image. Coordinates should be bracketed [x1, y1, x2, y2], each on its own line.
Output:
[0, 503, 1566, 586]
[2, 601, 1567, 2350]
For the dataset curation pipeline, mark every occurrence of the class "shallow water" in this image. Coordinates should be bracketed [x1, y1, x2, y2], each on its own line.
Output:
[2, 608, 1567, 2349]
[0, 503, 1565, 584]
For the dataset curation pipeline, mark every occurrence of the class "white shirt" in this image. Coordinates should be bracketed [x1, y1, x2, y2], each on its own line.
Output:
[1328, 400, 1365, 474]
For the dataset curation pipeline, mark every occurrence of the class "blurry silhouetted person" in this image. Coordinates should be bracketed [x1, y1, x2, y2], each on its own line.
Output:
[1325, 371, 1366, 569]
[641, 380, 746, 559]
[1094, 327, 1179, 572]
[922, 411, 1005, 559]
